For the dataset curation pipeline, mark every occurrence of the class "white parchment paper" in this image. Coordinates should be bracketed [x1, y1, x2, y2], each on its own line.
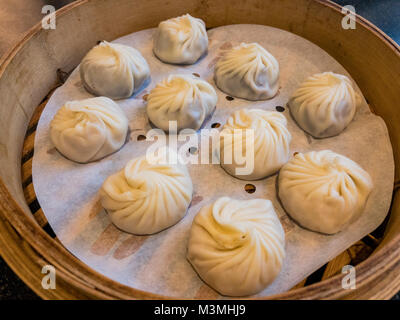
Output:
[33, 25, 394, 298]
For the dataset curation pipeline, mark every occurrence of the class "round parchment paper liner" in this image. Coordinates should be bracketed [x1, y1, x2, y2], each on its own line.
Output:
[33, 24, 394, 298]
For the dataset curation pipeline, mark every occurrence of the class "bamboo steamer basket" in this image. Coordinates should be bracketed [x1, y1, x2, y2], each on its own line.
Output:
[0, 0, 399, 300]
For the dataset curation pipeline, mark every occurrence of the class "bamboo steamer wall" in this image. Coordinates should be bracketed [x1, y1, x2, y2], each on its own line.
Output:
[0, 0, 399, 299]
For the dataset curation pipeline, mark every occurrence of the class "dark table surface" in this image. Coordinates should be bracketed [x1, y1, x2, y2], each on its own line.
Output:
[0, 0, 399, 300]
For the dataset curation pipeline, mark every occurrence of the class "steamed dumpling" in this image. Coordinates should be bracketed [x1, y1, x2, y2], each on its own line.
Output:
[288, 72, 361, 138]
[220, 109, 291, 180]
[153, 14, 208, 64]
[80, 41, 150, 99]
[278, 150, 373, 234]
[99, 147, 193, 235]
[214, 43, 279, 100]
[187, 197, 285, 296]
[146, 74, 217, 132]
[50, 97, 128, 163]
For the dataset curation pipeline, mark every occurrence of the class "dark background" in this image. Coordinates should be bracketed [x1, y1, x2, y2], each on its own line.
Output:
[0, 0, 399, 300]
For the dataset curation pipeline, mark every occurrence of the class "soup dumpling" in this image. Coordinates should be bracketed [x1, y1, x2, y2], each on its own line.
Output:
[288, 72, 361, 138]
[146, 74, 217, 132]
[153, 14, 208, 64]
[100, 147, 193, 235]
[80, 41, 150, 99]
[187, 197, 285, 296]
[50, 97, 128, 163]
[278, 150, 373, 234]
[214, 43, 279, 100]
[220, 108, 291, 180]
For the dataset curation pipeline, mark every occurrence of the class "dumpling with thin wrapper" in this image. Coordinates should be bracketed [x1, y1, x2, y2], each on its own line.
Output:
[146, 74, 217, 132]
[278, 150, 373, 234]
[50, 97, 128, 163]
[220, 108, 291, 180]
[99, 147, 193, 235]
[288, 72, 362, 138]
[80, 41, 150, 99]
[153, 14, 208, 65]
[214, 42, 280, 101]
[187, 196, 285, 296]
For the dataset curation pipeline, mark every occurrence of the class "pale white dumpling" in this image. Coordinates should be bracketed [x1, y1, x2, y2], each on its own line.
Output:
[187, 197, 285, 296]
[100, 148, 193, 235]
[288, 72, 361, 138]
[220, 109, 291, 180]
[278, 150, 373, 234]
[214, 43, 279, 100]
[50, 97, 128, 163]
[146, 74, 217, 132]
[80, 41, 150, 99]
[153, 14, 208, 64]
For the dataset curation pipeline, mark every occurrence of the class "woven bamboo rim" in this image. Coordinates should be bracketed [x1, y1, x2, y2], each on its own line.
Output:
[0, 0, 399, 299]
